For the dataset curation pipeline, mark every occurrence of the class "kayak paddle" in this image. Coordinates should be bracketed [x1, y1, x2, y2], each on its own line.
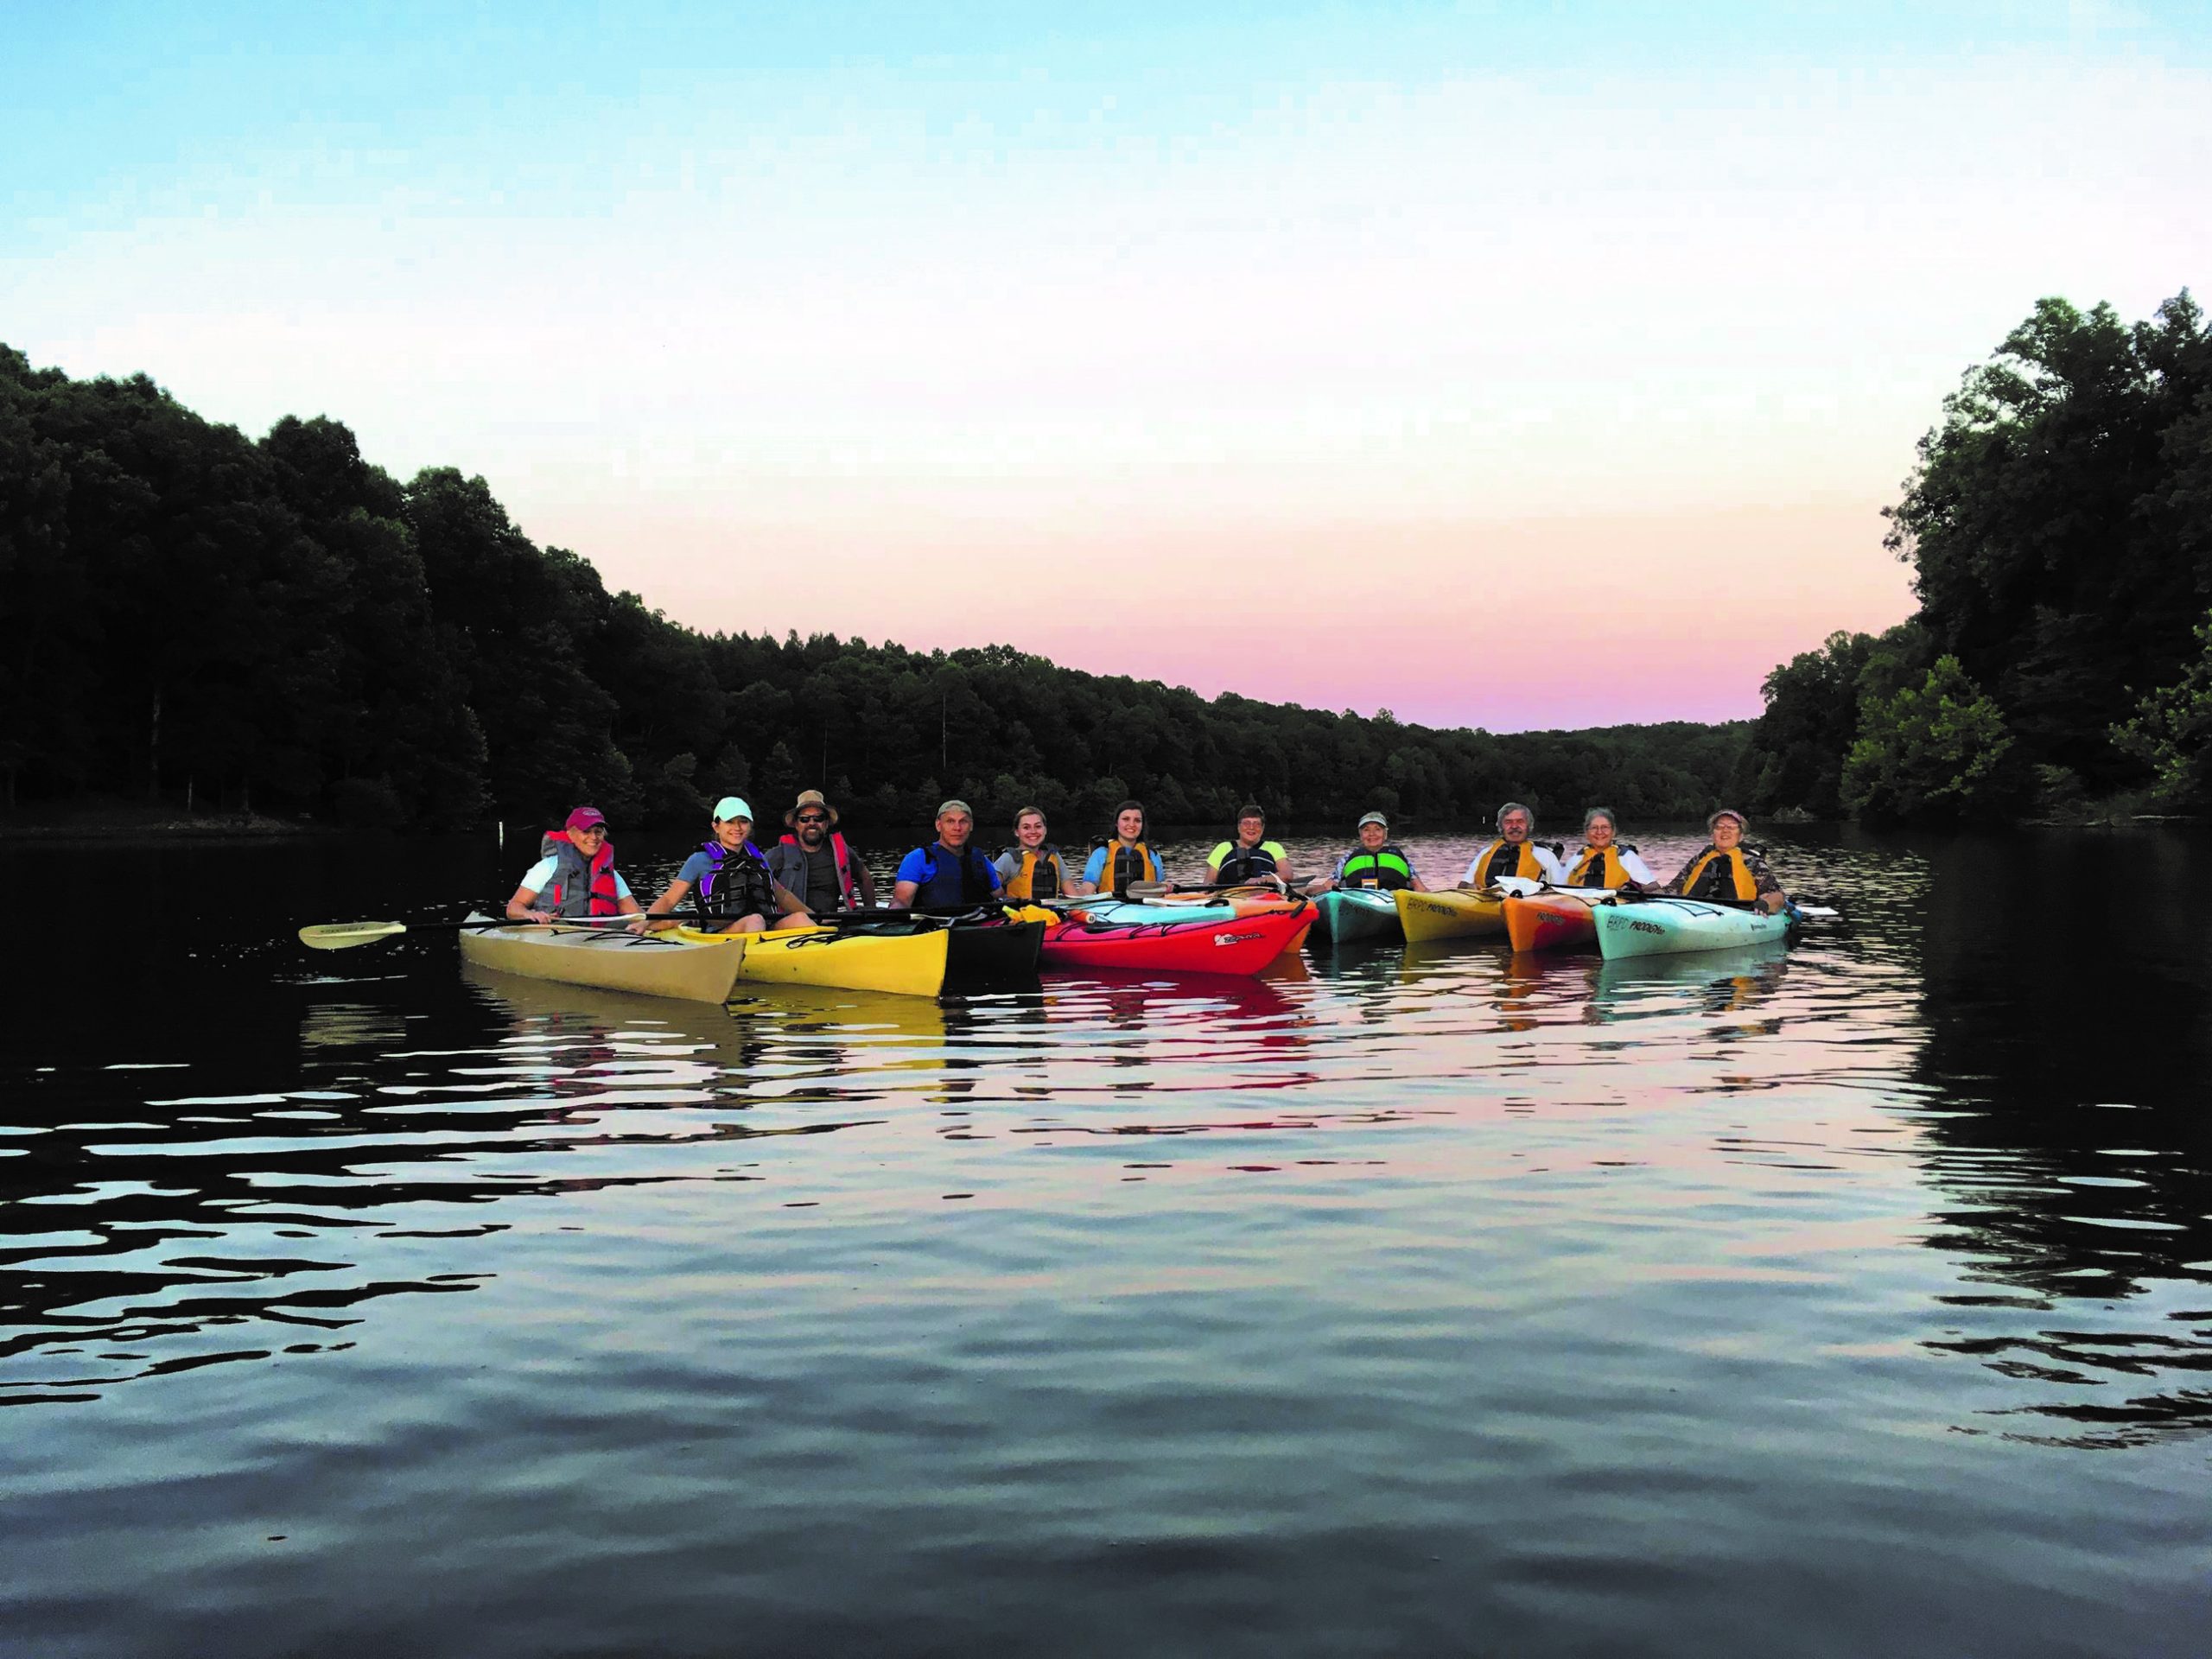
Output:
[298, 913, 643, 950]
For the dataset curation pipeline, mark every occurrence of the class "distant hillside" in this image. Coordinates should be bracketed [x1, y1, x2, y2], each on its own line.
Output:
[0, 345, 1745, 835]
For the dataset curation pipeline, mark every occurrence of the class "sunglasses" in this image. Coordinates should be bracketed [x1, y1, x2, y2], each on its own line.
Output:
[795, 813, 829, 824]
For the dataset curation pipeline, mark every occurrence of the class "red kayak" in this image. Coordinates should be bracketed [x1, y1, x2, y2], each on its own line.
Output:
[1040, 903, 1314, 976]
[1502, 887, 1611, 953]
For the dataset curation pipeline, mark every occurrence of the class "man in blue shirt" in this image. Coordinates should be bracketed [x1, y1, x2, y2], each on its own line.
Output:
[892, 799, 1004, 910]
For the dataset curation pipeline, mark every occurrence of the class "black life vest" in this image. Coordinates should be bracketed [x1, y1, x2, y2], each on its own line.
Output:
[1338, 844, 1414, 891]
[692, 839, 776, 923]
[1214, 839, 1281, 885]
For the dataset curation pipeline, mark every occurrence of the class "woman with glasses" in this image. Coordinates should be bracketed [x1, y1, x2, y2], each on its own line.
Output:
[505, 806, 644, 923]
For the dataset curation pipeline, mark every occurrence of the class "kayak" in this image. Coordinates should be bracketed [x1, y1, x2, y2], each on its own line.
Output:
[1592, 896, 1796, 959]
[946, 916, 1046, 977]
[1312, 887, 1403, 945]
[681, 921, 950, 998]
[1503, 887, 1615, 953]
[1394, 887, 1506, 943]
[1040, 903, 1313, 976]
[457, 914, 746, 1004]
[1059, 895, 1295, 927]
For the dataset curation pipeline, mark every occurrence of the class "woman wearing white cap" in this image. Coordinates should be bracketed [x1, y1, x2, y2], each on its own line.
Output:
[632, 797, 814, 934]
[1306, 810, 1429, 893]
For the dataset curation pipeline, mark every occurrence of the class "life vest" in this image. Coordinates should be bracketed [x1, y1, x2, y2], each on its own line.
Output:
[907, 841, 996, 909]
[1093, 840, 1160, 897]
[693, 838, 777, 923]
[1675, 845, 1760, 902]
[1471, 838, 1546, 887]
[537, 832, 622, 918]
[775, 830, 858, 906]
[1001, 845, 1069, 901]
[1566, 842, 1640, 890]
[1338, 844, 1414, 890]
[1212, 838, 1281, 885]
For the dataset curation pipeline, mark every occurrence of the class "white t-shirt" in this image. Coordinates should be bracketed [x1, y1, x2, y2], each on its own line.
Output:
[518, 856, 633, 901]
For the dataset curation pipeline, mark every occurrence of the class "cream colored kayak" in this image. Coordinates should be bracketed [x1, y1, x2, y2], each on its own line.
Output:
[457, 913, 747, 1004]
[681, 922, 950, 998]
[1394, 887, 1507, 943]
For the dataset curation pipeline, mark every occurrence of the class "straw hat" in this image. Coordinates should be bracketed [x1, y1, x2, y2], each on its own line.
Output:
[784, 789, 840, 828]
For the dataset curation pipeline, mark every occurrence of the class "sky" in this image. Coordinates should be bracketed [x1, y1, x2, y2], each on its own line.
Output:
[7, 2, 2209, 730]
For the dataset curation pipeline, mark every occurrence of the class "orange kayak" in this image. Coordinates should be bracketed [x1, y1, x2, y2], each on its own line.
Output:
[1503, 888, 1613, 953]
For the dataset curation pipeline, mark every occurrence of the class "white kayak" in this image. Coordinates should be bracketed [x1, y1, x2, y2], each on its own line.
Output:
[456, 913, 747, 1003]
[1592, 896, 1796, 959]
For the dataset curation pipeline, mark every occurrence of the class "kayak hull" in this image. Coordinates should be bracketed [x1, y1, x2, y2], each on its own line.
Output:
[1503, 889, 1612, 953]
[458, 916, 746, 1004]
[1394, 887, 1506, 943]
[687, 923, 950, 998]
[1592, 897, 1794, 959]
[1313, 887, 1403, 945]
[1040, 906, 1313, 976]
[947, 918, 1046, 977]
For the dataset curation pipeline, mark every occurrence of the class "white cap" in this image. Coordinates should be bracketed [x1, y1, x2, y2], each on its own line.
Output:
[712, 796, 752, 823]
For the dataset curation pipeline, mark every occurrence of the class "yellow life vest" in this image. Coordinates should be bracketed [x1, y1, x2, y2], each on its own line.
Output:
[1096, 841, 1160, 896]
[1472, 839, 1544, 887]
[1001, 846, 1070, 901]
[1567, 843, 1634, 890]
[1676, 846, 1758, 902]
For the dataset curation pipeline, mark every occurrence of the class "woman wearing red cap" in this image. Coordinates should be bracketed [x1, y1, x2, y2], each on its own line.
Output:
[506, 807, 643, 923]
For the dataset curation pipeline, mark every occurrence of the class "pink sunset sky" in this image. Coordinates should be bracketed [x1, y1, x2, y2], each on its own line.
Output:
[11, 4, 2208, 730]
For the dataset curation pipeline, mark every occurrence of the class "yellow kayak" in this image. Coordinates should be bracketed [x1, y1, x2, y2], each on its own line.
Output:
[678, 923, 950, 999]
[457, 914, 747, 1004]
[1394, 887, 1508, 944]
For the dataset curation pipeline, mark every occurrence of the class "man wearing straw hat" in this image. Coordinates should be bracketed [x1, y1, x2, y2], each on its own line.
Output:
[766, 789, 878, 915]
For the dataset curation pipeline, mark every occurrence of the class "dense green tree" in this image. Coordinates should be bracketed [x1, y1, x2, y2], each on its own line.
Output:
[2111, 610, 2212, 807]
[1842, 655, 2016, 823]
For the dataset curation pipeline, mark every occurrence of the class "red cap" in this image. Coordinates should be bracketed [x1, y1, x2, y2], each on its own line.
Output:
[564, 806, 607, 832]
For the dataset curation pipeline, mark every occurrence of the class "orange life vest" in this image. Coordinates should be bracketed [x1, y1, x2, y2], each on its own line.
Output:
[1001, 846, 1070, 900]
[1675, 845, 1759, 902]
[1472, 839, 1544, 887]
[1567, 843, 1635, 890]
[1096, 841, 1160, 896]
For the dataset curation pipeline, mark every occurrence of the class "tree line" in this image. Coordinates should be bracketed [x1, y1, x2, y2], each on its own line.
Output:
[1731, 289, 2212, 823]
[0, 343, 1747, 839]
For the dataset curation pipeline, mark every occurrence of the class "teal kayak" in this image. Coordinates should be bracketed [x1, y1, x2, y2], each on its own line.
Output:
[1312, 887, 1402, 945]
[1592, 896, 1796, 959]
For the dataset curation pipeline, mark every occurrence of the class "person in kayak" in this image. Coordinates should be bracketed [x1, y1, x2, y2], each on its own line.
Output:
[893, 798, 1005, 910]
[1307, 810, 1428, 893]
[766, 789, 878, 914]
[634, 797, 814, 934]
[995, 806, 1083, 900]
[1206, 804, 1294, 889]
[506, 806, 645, 923]
[1084, 800, 1166, 898]
[1563, 807, 1658, 892]
[1464, 803, 1568, 888]
[1661, 809, 1789, 913]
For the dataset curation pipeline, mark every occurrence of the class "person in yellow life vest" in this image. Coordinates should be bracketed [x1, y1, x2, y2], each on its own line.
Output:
[1463, 802, 1568, 888]
[994, 805, 1084, 900]
[1084, 799, 1166, 897]
[1206, 804, 1294, 889]
[1562, 807, 1658, 891]
[1662, 808, 1789, 913]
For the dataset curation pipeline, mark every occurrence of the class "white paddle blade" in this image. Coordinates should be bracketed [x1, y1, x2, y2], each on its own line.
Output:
[298, 919, 407, 950]
[1491, 875, 1545, 898]
[1794, 905, 1840, 919]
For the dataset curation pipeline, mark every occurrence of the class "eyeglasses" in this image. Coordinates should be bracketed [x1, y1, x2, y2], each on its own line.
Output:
[795, 813, 828, 824]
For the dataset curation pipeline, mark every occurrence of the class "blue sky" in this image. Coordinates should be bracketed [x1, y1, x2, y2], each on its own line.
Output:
[7, 3, 2208, 726]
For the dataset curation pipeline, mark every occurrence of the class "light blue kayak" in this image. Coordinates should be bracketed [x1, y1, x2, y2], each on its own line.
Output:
[1592, 896, 1796, 959]
[1312, 887, 1403, 945]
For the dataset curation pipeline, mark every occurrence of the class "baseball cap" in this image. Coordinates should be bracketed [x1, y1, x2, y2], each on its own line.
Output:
[563, 806, 607, 831]
[712, 796, 753, 823]
[1357, 810, 1389, 828]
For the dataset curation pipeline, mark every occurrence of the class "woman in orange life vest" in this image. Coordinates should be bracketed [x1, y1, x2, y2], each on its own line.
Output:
[1462, 802, 1569, 888]
[1662, 808, 1789, 913]
[1083, 800, 1168, 898]
[1561, 807, 1658, 891]
[506, 806, 644, 923]
[994, 805, 1085, 900]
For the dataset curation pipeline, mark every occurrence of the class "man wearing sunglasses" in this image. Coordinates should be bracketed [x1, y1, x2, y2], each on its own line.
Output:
[506, 806, 643, 923]
[766, 789, 878, 914]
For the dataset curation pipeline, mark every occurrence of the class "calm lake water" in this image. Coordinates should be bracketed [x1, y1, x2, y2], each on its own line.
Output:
[5, 825, 2209, 1656]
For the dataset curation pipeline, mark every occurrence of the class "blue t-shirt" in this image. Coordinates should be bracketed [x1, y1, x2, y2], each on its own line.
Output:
[896, 842, 1002, 902]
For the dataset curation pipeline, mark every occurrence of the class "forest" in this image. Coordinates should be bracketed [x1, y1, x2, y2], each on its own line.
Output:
[0, 345, 1745, 838]
[1730, 290, 2212, 823]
